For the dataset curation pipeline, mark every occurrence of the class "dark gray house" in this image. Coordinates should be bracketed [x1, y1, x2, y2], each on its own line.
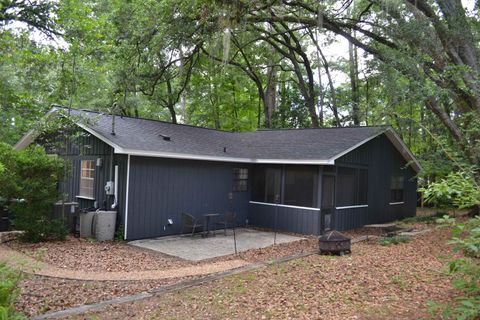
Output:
[15, 107, 421, 240]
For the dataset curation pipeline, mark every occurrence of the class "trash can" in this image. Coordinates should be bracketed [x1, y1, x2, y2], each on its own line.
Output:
[80, 211, 96, 238]
[93, 211, 117, 241]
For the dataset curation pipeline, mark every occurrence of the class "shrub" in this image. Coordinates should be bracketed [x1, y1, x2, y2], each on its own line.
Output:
[378, 235, 411, 246]
[0, 263, 25, 319]
[420, 169, 480, 210]
[0, 143, 66, 242]
[431, 215, 480, 319]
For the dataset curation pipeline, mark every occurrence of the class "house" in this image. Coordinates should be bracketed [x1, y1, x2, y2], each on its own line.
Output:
[15, 107, 421, 240]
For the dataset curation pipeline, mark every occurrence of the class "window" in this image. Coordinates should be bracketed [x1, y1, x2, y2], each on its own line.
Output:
[336, 167, 368, 207]
[252, 165, 316, 206]
[233, 168, 248, 192]
[390, 175, 404, 202]
[284, 166, 317, 207]
[79, 160, 95, 199]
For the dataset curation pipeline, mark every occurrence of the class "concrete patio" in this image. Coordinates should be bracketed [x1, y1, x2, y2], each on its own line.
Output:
[128, 228, 304, 261]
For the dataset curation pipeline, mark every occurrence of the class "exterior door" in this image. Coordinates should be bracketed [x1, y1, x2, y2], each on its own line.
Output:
[321, 175, 335, 232]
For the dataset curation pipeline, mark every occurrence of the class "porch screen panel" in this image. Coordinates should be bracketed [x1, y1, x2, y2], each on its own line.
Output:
[265, 168, 281, 203]
[252, 166, 266, 202]
[284, 166, 317, 207]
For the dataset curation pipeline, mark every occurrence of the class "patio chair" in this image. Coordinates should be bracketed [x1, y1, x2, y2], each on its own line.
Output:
[181, 213, 204, 237]
[215, 211, 236, 236]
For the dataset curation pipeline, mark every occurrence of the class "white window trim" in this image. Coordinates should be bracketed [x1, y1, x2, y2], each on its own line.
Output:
[249, 201, 320, 211]
[389, 201, 404, 205]
[79, 160, 95, 199]
[76, 195, 95, 201]
[335, 204, 369, 210]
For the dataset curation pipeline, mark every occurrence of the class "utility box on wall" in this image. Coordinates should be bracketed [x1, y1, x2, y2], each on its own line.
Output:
[105, 181, 115, 195]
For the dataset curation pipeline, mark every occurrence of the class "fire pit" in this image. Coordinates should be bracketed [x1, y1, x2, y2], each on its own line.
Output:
[319, 230, 351, 255]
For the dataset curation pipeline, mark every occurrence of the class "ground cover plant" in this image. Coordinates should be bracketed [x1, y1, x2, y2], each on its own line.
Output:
[0, 262, 25, 320]
[429, 215, 480, 319]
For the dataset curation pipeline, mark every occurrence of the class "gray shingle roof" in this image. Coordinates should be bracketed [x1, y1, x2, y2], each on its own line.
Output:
[68, 108, 387, 162]
[15, 107, 420, 171]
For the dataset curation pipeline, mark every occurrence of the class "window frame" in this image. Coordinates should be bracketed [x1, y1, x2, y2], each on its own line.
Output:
[233, 168, 249, 192]
[336, 166, 368, 207]
[78, 159, 95, 200]
[390, 175, 405, 203]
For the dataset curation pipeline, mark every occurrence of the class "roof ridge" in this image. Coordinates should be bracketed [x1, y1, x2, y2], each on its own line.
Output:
[52, 105, 234, 133]
[255, 125, 389, 132]
[53, 106, 388, 133]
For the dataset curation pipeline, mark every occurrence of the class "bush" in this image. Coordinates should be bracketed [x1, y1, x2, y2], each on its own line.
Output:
[420, 169, 480, 210]
[0, 143, 66, 242]
[378, 235, 411, 246]
[0, 263, 25, 319]
[431, 216, 480, 319]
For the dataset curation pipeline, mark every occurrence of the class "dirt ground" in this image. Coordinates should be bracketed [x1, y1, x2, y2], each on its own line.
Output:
[59, 225, 457, 320]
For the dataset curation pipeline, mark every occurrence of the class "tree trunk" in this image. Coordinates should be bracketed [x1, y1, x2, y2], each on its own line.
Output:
[264, 64, 277, 128]
[348, 30, 360, 125]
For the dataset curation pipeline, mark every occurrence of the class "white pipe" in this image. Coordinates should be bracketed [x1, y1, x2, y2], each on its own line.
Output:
[111, 165, 119, 209]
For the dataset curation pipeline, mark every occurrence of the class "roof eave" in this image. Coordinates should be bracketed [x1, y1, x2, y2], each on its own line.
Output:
[114, 148, 335, 165]
[328, 126, 422, 173]
[14, 107, 60, 150]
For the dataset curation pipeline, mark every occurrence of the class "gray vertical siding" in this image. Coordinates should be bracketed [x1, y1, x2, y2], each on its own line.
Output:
[248, 203, 321, 235]
[126, 156, 250, 240]
[334, 207, 369, 231]
[44, 132, 128, 229]
[335, 134, 417, 229]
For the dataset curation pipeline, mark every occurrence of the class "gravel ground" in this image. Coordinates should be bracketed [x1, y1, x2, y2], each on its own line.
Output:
[64, 225, 458, 320]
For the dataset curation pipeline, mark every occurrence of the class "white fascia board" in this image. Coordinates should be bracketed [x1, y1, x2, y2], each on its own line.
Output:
[328, 127, 422, 173]
[76, 122, 125, 151]
[327, 128, 387, 164]
[14, 107, 60, 150]
[383, 128, 422, 173]
[115, 148, 335, 165]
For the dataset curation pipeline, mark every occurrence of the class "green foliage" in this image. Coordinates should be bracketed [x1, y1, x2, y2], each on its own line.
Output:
[431, 216, 480, 319]
[402, 212, 446, 224]
[0, 143, 67, 242]
[114, 225, 124, 241]
[0, 263, 25, 320]
[421, 169, 480, 209]
[378, 235, 411, 246]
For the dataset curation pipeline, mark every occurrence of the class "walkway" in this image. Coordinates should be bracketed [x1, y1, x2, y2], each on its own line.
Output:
[0, 246, 248, 281]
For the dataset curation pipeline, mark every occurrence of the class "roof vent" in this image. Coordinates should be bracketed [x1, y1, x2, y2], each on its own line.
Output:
[159, 134, 171, 141]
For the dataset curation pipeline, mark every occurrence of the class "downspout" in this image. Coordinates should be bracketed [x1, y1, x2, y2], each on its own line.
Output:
[124, 154, 131, 240]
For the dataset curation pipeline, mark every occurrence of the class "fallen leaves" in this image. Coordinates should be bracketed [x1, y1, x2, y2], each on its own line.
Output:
[67, 225, 458, 320]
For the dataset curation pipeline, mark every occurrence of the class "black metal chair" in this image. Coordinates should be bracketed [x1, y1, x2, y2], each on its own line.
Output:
[215, 211, 236, 236]
[181, 213, 203, 237]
